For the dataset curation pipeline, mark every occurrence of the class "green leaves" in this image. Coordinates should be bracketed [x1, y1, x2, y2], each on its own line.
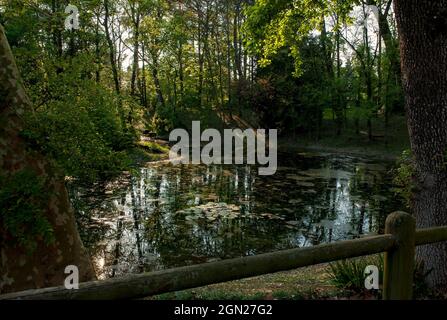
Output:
[23, 79, 131, 184]
[392, 150, 415, 209]
[0, 168, 55, 253]
[243, 0, 358, 76]
[328, 255, 383, 293]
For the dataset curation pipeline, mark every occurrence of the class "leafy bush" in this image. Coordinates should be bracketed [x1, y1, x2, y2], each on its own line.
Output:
[149, 111, 176, 136]
[0, 168, 54, 252]
[138, 141, 170, 154]
[328, 255, 432, 298]
[392, 150, 416, 209]
[22, 80, 133, 184]
[328, 255, 383, 294]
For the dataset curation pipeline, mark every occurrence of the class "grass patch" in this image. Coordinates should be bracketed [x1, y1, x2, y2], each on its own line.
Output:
[126, 141, 169, 168]
[149, 257, 438, 301]
[138, 141, 170, 154]
[328, 255, 383, 294]
[149, 265, 342, 301]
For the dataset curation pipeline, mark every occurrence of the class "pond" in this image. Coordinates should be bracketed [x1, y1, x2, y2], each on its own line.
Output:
[71, 151, 404, 280]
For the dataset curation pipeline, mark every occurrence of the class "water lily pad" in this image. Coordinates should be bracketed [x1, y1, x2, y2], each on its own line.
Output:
[260, 213, 284, 220]
[287, 174, 315, 182]
[176, 202, 242, 222]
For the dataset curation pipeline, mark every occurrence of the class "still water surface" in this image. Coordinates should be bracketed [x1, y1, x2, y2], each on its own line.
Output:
[71, 151, 403, 280]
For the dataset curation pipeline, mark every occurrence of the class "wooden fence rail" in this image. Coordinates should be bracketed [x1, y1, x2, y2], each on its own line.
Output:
[1, 212, 447, 300]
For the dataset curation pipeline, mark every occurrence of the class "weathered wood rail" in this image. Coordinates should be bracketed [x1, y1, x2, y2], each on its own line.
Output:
[1, 212, 447, 300]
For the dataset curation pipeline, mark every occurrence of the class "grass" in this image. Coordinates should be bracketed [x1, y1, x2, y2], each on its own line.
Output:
[126, 140, 170, 169]
[327, 255, 440, 300]
[328, 255, 384, 295]
[148, 256, 442, 301]
[138, 141, 171, 154]
[150, 264, 345, 301]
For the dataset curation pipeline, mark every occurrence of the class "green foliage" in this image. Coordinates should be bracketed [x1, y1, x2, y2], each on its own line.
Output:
[392, 150, 415, 209]
[328, 256, 432, 298]
[0, 168, 55, 252]
[149, 107, 178, 136]
[250, 38, 329, 135]
[328, 255, 383, 293]
[243, 0, 357, 76]
[2, 0, 407, 182]
[138, 141, 170, 154]
[2, 1, 139, 186]
[22, 79, 132, 184]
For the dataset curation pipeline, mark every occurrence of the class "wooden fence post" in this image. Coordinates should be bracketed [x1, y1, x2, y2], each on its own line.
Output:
[383, 212, 416, 300]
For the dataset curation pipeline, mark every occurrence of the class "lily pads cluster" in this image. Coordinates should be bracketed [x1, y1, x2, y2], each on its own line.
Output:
[177, 202, 242, 222]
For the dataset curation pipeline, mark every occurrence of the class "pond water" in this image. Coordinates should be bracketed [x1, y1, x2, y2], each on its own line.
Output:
[71, 151, 404, 280]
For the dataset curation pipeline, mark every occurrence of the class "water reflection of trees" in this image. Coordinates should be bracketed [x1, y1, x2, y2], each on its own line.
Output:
[72, 155, 403, 279]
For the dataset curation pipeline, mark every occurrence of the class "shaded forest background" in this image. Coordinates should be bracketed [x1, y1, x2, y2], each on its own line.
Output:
[0, 0, 406, 185]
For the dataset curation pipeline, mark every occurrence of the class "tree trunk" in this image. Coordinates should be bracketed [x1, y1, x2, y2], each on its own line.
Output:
[335, 26, 343, 136]
[130, 14, 140, 97]
[394, 0, 447, 291]
[197, 5, 204, 109]
[178, 43, 184, 100]
[103, 0, 126, 129]
[140, 44, 148, 110]
[0, 26, 96, 294]
[234, 1, 244, 115]
[214, 17, 225, 111]
[368, 0, 402, 103]
[226, 2, 233, 117]
[151, 59, 165, 109]
[363, 3, 374, 142]
[95, 13, 102, 84]
[104, 0, 121, 96]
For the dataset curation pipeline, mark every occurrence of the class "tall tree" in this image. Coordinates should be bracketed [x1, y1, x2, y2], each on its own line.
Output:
[103, 0, 121, 95]
[394, 0, 447, 290]
[367, 0, 403, 113]
[0, 25, 95, 294]
[128, 0, 142, 97]
[244, 0, 447, 292]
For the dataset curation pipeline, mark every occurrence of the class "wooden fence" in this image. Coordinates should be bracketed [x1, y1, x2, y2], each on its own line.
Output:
[1, 212, 447, 300]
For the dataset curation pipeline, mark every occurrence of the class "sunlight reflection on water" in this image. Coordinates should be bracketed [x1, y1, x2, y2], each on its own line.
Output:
[71, 152, 403, 280]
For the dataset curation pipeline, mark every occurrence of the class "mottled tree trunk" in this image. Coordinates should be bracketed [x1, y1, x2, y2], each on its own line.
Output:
[0, 26, 95, 294]
[394, 0, 447, 291]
